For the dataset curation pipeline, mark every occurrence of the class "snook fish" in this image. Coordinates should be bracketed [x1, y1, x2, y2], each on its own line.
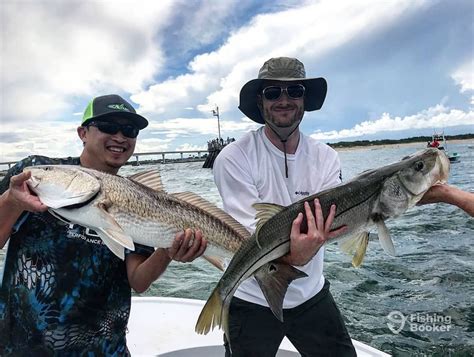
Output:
[195, 148, 450, 337]
[24, 165, 250, 267]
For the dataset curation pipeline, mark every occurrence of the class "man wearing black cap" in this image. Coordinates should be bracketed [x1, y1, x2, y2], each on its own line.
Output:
[0, 94, 206, 355]
[213, 58, 356, 356]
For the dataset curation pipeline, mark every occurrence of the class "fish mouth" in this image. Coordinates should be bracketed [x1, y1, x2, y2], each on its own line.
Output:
[435, 151, 450, 184]
[26, 175, 40, 189]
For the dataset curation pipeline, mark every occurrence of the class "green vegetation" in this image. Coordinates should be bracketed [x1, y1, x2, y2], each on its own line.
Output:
[327, 133, 474, 148]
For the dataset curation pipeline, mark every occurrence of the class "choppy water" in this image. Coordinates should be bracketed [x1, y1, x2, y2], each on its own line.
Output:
[1, 143, 473, 356]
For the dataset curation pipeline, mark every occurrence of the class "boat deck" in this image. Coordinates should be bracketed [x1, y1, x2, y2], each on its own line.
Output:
[127, 297, 390, 356]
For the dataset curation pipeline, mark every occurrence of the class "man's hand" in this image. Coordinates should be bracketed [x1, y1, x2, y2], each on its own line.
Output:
[6, 171, 48, 213]
[417, 183, 447, 205]
[282, 198, 346, 266]
[166, 228, 207, 262]
[418, 183, 474, 217]
[0, 171, 48, 247]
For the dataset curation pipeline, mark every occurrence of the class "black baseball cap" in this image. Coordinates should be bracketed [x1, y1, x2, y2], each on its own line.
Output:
[81, 94, 148, 129]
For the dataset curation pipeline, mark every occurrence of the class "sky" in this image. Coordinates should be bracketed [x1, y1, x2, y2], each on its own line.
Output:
[1, 0, 473, 163]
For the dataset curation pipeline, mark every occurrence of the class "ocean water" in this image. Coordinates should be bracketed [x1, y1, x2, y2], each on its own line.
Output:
[1, 143, 473, 356]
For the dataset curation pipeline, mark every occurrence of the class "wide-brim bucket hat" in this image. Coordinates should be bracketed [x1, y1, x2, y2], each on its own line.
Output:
[238, 57, 327, 124]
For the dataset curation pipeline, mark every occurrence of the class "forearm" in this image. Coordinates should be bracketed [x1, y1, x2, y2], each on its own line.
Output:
[277, 254, 311, 267]
[419, 185, 474, 217]
[0, 190, 24, 248]
[126, 249, 172, 293]
[442, 186, 474, 216]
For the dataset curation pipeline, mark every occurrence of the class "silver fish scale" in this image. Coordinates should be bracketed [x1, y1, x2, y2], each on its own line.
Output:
[89, 170, 247, 254]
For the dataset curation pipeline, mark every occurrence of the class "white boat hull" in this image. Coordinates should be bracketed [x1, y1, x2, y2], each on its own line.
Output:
[127, 297, 390, 356]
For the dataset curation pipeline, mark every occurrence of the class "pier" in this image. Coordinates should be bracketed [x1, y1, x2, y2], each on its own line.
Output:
[129, 150, 207, 165]
[0, 161, 17, 170]
[0, 150, 209, 175]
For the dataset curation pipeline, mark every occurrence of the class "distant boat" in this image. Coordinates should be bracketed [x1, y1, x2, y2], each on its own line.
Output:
[427, 132, 460, 163]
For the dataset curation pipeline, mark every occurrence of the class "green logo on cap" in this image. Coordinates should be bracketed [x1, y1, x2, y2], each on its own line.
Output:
[108, 104, 130, 112]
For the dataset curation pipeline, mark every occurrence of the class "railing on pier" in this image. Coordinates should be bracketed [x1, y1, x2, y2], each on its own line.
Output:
[0, 161, 18, 170]
[0, 150, 209, 171]
[131, 150, 207, 165]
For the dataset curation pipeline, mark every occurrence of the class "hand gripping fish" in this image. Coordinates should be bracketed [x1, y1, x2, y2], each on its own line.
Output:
[195, 148, 450, 338]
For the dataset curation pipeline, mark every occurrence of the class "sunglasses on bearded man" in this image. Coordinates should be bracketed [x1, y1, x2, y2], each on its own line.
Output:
[261, 84, 306, 101]
[87, 121, 140, 139]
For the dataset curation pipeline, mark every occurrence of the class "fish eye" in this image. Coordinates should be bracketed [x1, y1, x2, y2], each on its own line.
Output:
[414, 161, 424, 171]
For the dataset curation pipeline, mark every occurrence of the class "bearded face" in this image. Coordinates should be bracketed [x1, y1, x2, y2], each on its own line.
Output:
[261, 100, 304, 128]
[257, 81, 305, 142]
[258, 81, 305, 127]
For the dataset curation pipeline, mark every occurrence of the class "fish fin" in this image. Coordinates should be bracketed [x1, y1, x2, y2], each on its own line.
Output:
[252, 203, 285, 248]
[102, 227, 135, 251]
[48, 209, 72, 225]
[195, 288, 225, 335]
[172, 192, 251, 241]
[39, 197, 89, 209]
[340, 232, 370, 267]
[202, 255, 228, 271]
[128, 169, 165, 192]
[96, 203, 135, 251]
[252, 203, 285, 228]
[254, 262, 307, 321]
[376, 220, 396, 256]
[96, 229, 126, 260]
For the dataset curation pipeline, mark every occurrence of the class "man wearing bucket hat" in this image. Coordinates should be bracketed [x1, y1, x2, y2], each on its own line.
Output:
[213, 58, 356, 356]
[0, 94, 207, 355]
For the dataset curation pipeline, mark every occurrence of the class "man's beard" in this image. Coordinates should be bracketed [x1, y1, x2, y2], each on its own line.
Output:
[263, 106, 304, 128]
[262, 106, 304, 142]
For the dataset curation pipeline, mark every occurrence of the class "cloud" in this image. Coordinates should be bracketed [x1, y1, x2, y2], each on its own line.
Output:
[176, 143, 208, 151]
[160, 0, 242, 59]
[134, 137, 174, 154]
[310, 105, 474, 141]
[2, 1, 173, 122]
[0, 121, 82, 162]
[2, 0, 472, 163]
[146, 117, 258, 136]
[133, 0, 427, 119]
[131, 73, 213, 116]
[452, 59, 474, 93]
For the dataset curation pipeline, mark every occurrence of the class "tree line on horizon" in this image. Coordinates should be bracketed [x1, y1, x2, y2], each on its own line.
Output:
[327, 133, 474, 148]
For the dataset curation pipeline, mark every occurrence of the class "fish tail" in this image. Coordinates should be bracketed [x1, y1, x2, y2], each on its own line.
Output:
[195, 288, 224, 335]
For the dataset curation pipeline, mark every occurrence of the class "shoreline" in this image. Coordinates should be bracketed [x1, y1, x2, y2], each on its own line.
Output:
[1, 139, 472, 172]
[333, 138, 473, 152]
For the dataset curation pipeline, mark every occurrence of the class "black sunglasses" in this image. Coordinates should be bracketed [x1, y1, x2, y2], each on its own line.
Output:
[262, 84, 305, 101]
[87, 121, 140, 139]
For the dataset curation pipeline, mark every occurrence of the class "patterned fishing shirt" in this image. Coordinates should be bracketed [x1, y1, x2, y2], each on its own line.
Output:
[0, 156, 154, 356]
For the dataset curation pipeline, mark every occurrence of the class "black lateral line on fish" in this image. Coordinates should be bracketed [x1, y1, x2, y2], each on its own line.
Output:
[330, 187, 380, 218]
[60, 190, 100, 209]
[232, 188, 382, 304]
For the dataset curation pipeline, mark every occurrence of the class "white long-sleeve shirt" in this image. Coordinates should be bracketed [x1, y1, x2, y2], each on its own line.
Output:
[213, 127, 341, 308]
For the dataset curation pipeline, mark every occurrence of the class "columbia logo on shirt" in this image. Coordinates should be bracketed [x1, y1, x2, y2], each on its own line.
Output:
[295, 191, 310, 196]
